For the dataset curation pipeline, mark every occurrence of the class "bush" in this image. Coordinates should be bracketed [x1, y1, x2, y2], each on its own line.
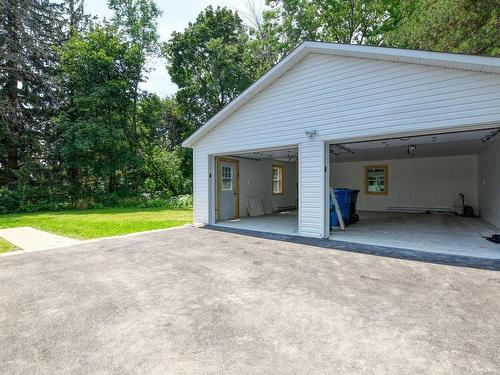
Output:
[0, 188, 19, 214]
[169, 194, 192, 208]
[0, 182, 192, 214]
[112, 194, 193, 209]
[16, 185, 70, 212]
[0, 185, 71, 214]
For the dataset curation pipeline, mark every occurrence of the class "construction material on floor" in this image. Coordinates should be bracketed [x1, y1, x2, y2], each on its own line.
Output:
[330, 189, 345, 230]
[387, 206, 455, 214]
[247, 197, 265, 217]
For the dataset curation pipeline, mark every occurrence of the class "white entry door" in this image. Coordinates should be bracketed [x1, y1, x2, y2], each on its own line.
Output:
[218, 159, 239, 220]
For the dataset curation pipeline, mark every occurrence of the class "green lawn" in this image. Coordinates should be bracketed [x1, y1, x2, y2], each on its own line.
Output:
[0, 238, 16, 253]
[0, 207, 193, 240]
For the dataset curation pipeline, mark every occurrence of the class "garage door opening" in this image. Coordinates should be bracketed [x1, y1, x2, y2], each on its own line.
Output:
[214, 147, 299, 236]
[329, 128, 500, 259]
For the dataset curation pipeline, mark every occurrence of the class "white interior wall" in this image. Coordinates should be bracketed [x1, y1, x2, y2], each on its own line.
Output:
[331, 154, 479, 213]
[237, 158, 298, 217]
[479, 136, 500, 228]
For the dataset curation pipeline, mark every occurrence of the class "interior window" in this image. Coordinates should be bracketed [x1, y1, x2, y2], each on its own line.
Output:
[365, 165, 388, 194]
[221, 166, 233, 190]
[272, 165, 283, 194]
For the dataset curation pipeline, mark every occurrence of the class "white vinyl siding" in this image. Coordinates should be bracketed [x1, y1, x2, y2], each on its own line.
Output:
[298, 140, 329, 238]
[194, 53, 500, 154]
[193, 149, 210, 224]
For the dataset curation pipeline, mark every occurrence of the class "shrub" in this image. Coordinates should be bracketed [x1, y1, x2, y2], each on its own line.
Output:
[0, 188, 20, 214]
[112, 195, 193, 209]
[0, 183, 192, 214]
[0, 185, 71, 213]
[169, 194, 192, 208]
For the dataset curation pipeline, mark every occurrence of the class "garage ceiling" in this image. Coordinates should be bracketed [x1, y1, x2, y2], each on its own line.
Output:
[230, 147, 299, 161]
[331, 128, 499, 162]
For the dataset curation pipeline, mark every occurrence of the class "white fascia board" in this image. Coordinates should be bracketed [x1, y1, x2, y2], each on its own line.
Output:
[305, 41, 500, 74]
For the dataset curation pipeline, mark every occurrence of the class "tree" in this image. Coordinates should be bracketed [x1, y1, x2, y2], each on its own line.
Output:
[0, 0, 64, 186]
[57, 25, 142, 195]
[262, 0, 406, 53]
[138, 94, 192, 151]
[163, 6, 261, 129]
[241, 0, 283, 73]
[386, 0, 499, 56]
[137, 94, 192, 195]
[64, 0, 88, 35]
[108, 0, 161, 135]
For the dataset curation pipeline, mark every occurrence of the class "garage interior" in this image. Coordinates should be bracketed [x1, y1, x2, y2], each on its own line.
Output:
[214, 128, 499, 259]
[330, 128, 500, 259]
[215, 147, 299, 235]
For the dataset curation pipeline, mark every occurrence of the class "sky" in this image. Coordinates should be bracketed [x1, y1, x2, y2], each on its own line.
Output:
[84, 0, 266, 97]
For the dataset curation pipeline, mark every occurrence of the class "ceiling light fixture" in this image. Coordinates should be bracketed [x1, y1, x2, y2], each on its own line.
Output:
[407, 144, 417, 155]
[304, 129, 317, 139]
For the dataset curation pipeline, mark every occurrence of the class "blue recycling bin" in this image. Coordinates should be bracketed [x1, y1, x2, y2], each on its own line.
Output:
[330, 188, 353, 227]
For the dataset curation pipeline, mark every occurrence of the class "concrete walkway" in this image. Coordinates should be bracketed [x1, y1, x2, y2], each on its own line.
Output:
[0, 227, 82, 252]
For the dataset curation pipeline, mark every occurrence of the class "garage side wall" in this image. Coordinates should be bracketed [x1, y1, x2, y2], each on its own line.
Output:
[238, 159, 297, 217]
[331, 155, 479, 213]
[479, 136, 500, 227]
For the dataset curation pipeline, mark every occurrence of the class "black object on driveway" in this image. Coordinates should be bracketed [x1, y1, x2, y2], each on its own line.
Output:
[485, 234, 500, 244]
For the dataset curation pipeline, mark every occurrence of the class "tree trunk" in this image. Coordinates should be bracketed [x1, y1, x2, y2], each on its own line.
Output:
[3, 5, 21, 186]
[108, 173, 117, 193]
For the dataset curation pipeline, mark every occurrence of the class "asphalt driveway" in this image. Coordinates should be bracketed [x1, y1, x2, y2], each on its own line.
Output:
[1, 227, 499, 374]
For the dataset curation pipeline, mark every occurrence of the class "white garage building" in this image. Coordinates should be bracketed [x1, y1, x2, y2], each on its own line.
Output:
[183, 42, 500, 258]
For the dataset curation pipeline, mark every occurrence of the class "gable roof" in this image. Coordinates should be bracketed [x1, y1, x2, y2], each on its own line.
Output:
[182, 41, 500, 148]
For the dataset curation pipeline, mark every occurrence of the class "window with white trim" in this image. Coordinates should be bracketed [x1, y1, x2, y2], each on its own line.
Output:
[221, 166, 233, 190]
[365, 165, 388, 195]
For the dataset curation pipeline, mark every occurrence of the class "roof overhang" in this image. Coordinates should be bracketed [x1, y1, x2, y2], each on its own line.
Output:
[182, 41, 500, 148]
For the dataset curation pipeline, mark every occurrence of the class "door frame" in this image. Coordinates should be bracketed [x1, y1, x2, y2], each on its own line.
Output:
[216, 157, 240, 221]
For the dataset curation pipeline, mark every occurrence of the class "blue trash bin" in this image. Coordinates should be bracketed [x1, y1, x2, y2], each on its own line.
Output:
[330, 188, 352, 227]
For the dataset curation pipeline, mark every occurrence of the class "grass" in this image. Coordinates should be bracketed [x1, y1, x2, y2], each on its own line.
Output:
[0, 238, 16, 253]
[0, 207, 193, 240]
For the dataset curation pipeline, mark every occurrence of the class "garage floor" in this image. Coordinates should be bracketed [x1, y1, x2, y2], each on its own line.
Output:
[217, 210, 298, 236]
[331, 211, 500, 259]
[218, 209, 499, 259]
